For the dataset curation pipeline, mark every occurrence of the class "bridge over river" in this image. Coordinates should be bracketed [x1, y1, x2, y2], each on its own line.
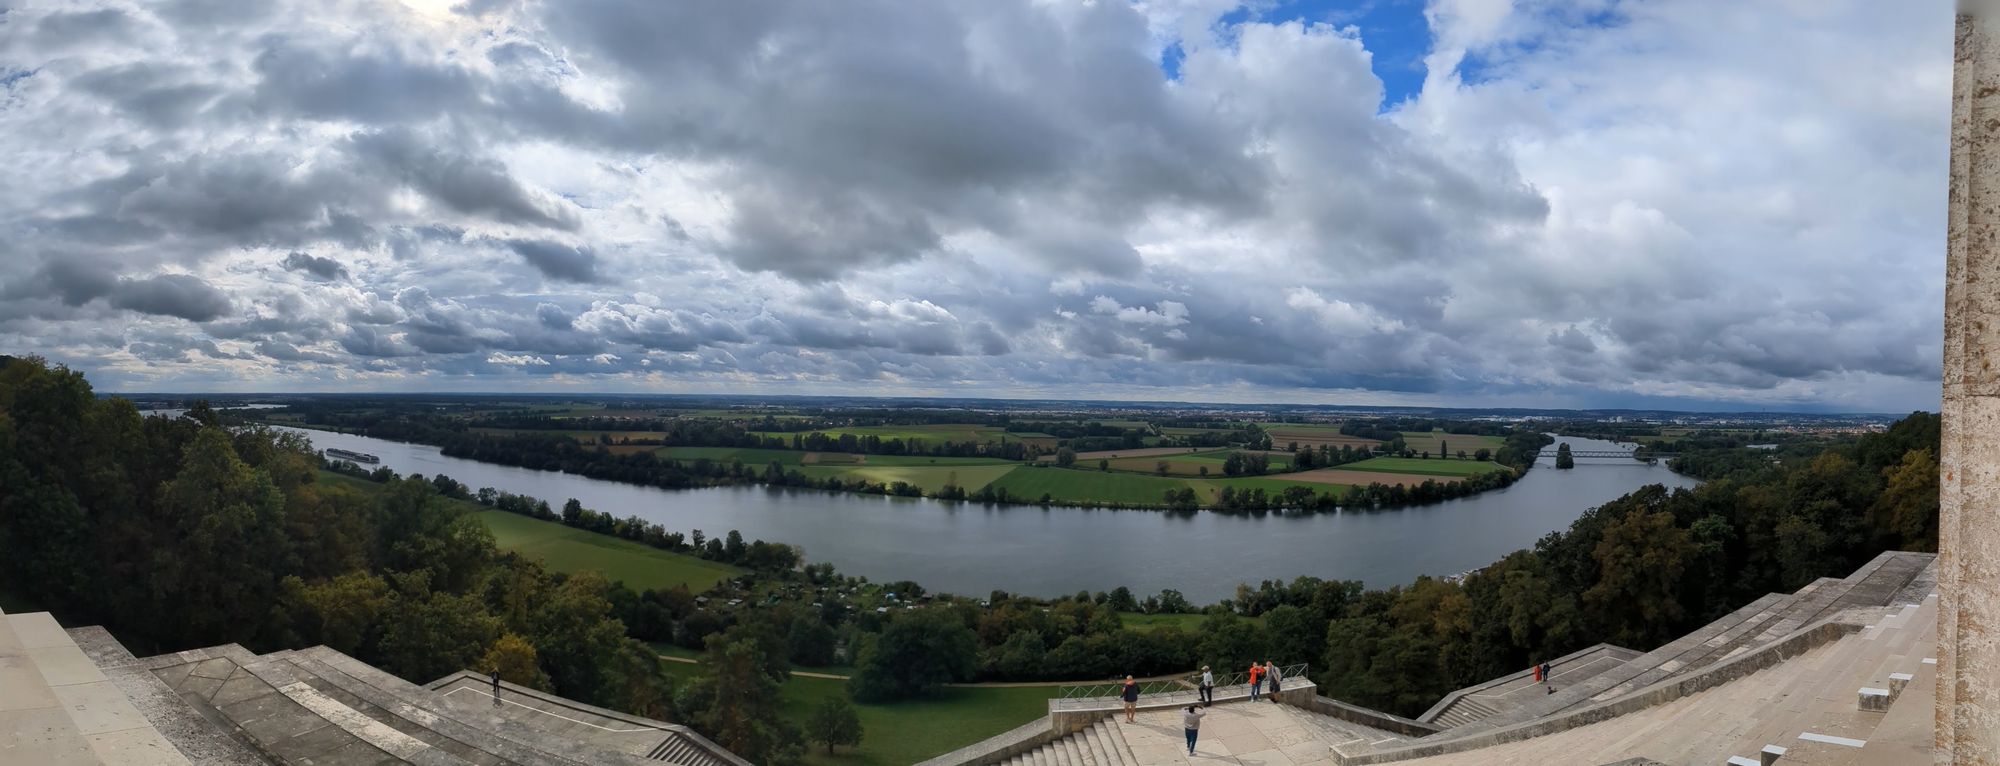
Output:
[1537, 449, 1677, 460]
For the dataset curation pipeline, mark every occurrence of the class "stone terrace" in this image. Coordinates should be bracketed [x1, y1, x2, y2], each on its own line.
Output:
[0, 603, 746, 765]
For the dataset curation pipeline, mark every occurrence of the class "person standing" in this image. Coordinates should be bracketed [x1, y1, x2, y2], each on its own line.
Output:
[1183, 705, 1207, 755]
[1531, 661, 1542, 683]
[1120, 675, 1140, 723]
[1266, 661, 1282, 701]
[1198, 665, 1214, 706]
[489, 668, 502, 706]
[1247, 661, 1265, 702]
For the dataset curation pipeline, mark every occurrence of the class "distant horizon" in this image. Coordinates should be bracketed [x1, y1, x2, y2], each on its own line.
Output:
[107, 387, 1921, 419]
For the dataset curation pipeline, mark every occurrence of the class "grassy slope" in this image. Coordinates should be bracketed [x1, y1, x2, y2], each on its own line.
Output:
[1334, 457, 1510, 477]
[478, 511, 741, 594]
[986, 466, 1190, 505]
[319, 471, 740, 594]
[660, 663, 1051, 766]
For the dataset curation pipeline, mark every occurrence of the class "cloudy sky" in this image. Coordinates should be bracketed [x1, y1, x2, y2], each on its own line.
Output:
[0, 0, 1952, 411]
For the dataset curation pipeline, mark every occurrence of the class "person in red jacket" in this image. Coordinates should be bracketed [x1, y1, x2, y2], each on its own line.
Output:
[1247, 661, 1265, 702]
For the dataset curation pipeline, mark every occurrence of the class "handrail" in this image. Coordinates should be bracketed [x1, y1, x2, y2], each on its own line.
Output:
[1054, 663, 1308, 701]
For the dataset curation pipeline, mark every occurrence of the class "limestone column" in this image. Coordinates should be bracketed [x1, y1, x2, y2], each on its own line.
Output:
[1944, 3, 2000, 762]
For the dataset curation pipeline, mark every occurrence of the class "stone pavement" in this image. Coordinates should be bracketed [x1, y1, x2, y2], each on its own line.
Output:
[0, 606, 190, 765]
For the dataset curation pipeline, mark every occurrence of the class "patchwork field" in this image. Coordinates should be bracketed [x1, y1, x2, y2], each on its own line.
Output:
[472, 427, 670, 442]
[1397, 431, 1507, 456]
[477, 510, 741, 593]
[985, 466, 1192, 505]
[1261, 423, 1383, 448]
[751, 424, 1057, 449]
[1337, 456, 1510, 476]
[657, 446, 863, 465]
[1105, 449, 1294, 476]
[1062, 446, 1207, 462]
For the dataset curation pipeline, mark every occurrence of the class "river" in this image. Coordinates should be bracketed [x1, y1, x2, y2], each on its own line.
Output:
[274, 428, 1696, 603]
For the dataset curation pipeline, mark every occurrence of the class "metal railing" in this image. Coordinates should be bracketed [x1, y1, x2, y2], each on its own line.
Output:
[1055, 663, 1308, 702]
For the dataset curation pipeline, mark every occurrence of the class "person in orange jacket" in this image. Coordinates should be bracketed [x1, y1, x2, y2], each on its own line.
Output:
[1247, 661, 1265, 701]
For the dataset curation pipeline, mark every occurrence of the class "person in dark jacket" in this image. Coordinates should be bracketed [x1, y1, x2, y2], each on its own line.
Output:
[1120, 675, 1139, 723]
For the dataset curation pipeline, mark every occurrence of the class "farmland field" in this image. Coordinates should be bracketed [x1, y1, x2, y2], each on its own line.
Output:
[986, 466, 1191, 505]
[477, 510, 741, 593]
[1397, 431, 1507, 456]
[1261, 423, 1382, 448]
[1106, 449, 1294, 476]
[750, 424, 1056, 448]
[1338, 456, 1510, 477]
[798, 464, 1021, 493]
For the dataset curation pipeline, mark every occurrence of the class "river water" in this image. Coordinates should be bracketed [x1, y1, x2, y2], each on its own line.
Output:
[274, 428, 1695, 603]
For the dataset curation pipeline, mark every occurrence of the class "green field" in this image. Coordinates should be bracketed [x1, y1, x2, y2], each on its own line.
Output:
[800, 464, 1021, 493]
[1106, 449, 1294, 477]
[1337, 456, 1510, 477]
[477, 511, 741, 593]
[848, 455, 1021, 467]
[1396, 431, 1506, 456]
[659, 663, 1050, 765]
[985, 466, 1191, 505]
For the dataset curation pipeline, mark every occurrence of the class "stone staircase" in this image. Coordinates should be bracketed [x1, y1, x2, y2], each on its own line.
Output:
[999, 719, 1140, 766]
[147, 644, 743, 766]
[1348, 560, 1940, 765]
[1436, 551, 1935, 738]
[0, 600, 745, 766]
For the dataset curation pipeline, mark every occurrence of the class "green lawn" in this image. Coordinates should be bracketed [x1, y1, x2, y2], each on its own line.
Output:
[1106, 450, 1295, 478]
[1335, 457, 1510, 477]
[660, 663, 1051, 765]
[477, 511, 741, 593]
[985, 466, 1191, 505]
[799, 464, 1022, 493]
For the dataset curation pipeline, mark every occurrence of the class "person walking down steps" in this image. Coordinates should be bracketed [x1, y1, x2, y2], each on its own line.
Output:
[1183, 704, 1207, 755]
[1198, 665, 1214, 706]
[1247, 661, 1265, 702]
[1121, 675, 1140, 723]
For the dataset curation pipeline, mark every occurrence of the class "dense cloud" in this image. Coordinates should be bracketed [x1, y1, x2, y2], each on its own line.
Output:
[0, 0, 1951, 410]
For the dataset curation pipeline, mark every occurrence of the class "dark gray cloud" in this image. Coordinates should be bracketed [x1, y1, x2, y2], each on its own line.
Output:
[503, 239, 601, 283]
[350, 129, 580, 231]
[280, 251, 348, 281]
[108, 274, 232, 322]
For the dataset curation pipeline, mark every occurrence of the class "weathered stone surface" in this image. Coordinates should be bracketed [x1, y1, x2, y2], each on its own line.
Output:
[1945, 7, 2000, 762]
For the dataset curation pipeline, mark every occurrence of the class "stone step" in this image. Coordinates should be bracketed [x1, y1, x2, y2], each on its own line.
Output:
[273, 649, 604, 766]
[1099, 719, 1139, 765]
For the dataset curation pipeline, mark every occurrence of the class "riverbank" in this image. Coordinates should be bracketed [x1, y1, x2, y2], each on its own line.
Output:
[276, 427, 1697, 602]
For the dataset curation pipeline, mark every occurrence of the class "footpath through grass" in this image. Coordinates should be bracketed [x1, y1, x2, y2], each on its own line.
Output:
[477, 511, 740, 593]
[660, 663, 1051, 765]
